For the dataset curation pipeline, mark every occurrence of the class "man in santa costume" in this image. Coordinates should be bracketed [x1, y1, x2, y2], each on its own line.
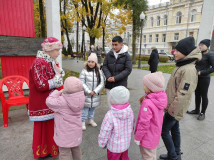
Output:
[28, 37, 64, 159]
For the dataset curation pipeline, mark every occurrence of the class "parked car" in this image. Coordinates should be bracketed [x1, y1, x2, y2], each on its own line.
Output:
[104, 47, 111, 54]
[159, 52, 174, 61]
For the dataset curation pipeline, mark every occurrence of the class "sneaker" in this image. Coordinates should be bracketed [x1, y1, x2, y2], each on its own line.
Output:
[187, 110, 199, 115]
[88, 119, 97, 127]
[82, 122, 86, 130]
[197, 113, 205, 121]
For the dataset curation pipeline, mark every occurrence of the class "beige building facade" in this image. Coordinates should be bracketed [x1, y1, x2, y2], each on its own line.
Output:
[122, 0, 204, 55]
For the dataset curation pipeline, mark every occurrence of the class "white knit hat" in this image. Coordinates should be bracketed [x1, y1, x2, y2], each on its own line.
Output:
[143, 72, 165, 92]
[109, 86, 130, 105]
[88, 53, 98, 64]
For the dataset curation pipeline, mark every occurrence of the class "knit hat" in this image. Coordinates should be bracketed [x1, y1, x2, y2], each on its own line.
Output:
[200, 39, 211, 48]
[88, 53, 98, 64]
[175, 37, 196, 56]
[63, 76, 83, 94]
[143, 72, 165, 92]
[41, 37, 63, 52]
[109, 86, 130, 105]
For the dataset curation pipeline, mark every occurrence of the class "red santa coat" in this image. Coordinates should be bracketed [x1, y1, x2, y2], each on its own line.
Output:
[28, 51, 63, 121]
[29, 51, 64, 158]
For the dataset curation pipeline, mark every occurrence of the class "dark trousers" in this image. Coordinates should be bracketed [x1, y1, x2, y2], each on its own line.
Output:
[161, 112, 181, 160]
[195, 76, 210, 113]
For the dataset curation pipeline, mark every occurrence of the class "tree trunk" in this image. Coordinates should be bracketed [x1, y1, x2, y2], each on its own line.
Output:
[39, 0, 46, 37]
[132, 15, 137, 64]
[76, 21, 79, 53]
[90, 36, 96, 46]
[65, 28, 73, 56]
[102, 27, 105, 52]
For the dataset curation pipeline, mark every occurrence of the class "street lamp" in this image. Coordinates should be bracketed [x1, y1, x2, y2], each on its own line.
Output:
[138, 12, 145, 68]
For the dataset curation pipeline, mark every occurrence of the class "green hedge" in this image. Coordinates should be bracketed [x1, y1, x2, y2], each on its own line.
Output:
[135, 55, 169, 63]
[159, 56, 169, 63]
[135, 56, 150, 61]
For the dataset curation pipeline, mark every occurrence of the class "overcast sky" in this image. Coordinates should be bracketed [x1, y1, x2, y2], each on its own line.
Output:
[148, 0, 170, 5]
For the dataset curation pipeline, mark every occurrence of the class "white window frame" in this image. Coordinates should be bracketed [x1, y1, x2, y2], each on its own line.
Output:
[164, 15, 168, 26]
[176, 12, 182, 24]
[155, 34, 159, 42]
[191, 10, 197, 22]
[157, 16, 160, 26]
[174, 33, 179, 41]
[149, 35, 152, 42]
[162, 34, 166, 42]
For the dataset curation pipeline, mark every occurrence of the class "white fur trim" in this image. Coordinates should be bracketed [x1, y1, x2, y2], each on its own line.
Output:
[41, 41, 63, 51]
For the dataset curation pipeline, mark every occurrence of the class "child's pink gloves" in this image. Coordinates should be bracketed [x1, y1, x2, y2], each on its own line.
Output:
[134, 139, 140, 145]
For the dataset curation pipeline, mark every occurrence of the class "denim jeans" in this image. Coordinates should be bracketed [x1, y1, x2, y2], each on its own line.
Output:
[161, 112, 181, 160]
[82, 107, 96, 122]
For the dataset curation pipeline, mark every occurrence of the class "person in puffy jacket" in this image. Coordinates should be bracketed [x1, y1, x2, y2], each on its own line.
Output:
[46, 76, 85, 160]
[79, 53, 105, 130]
[187, 39, 214, 120]
[98, 86, 135, 160]
[134, 72, 167, 160]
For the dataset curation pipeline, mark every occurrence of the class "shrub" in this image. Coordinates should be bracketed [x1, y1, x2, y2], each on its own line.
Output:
[159, 56, 169, 63]
[135, 55, 150, 61]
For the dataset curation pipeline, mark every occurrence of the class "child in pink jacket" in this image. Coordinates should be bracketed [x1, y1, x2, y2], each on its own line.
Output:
[134, 72, 167, 160]
[46, 76, 85, 160]
[98, 86, 135, 160]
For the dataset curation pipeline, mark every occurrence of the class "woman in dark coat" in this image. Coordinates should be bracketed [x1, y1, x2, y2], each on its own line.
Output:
[148, 47, 159, 73]
[187, 39, 214, 120]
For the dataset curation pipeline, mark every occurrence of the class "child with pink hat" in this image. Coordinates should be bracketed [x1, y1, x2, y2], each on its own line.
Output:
[79, 53, 105, 130]
[134, 72, 167, 160]
[46, 76, 85, 160]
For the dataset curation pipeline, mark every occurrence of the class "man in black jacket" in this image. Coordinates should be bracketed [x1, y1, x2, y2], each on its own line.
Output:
[102, 36, 132, 106]
[148, 47, 159, 73]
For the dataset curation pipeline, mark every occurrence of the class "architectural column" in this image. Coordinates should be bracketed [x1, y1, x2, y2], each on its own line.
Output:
[46, 0, 62, 67]
[197, 0, 214, 44]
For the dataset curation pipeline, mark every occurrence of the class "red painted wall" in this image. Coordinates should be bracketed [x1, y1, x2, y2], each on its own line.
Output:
[0, 0, 35, 37]
[1, 56, 36, 79]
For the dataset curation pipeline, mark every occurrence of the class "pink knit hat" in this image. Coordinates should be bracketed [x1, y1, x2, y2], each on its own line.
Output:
[41, 37, 63, 52]
[143, 72, 165, 92]
[63, 77, 83, 94]
[88, 53, 98, 64]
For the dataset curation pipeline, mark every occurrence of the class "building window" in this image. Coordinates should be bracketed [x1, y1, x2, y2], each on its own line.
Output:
[162, 34, 166, 42]
[151, 17, 154, 27]
[174, 33, 179, 41]
[189, 32, 194, 37]
[143, 35, 146, 43]
[164, 15, 168, 25]
[155, 34, 159, 42]
[144, 19, 147, 28]
[191, 10, 197, 22]
[176, 12, 182, 24]
[157, 16, 160, 26]
[149, 35, 152, 42]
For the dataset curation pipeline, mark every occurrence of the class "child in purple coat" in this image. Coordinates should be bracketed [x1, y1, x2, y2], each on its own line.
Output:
[135, 72, 167, 160]
[46, 76, 85, 160]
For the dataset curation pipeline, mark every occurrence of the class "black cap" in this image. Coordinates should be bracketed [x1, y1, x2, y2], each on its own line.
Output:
[200, 39, 211, 48]
[175, 37, 196, 56]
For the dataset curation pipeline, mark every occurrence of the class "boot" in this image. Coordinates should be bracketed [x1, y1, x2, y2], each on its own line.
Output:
[88, 119, 97, 127]
[187, 109, 199, 115]
[197, 113, 205, 121]
[82, 122, 86, 130]
[159, 154, 168, 159]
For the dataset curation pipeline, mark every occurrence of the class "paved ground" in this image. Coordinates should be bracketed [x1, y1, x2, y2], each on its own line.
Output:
[0, 58, 214, 160]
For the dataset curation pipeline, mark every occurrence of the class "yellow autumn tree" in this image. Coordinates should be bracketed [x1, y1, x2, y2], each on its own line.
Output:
[70, 0, 132, 46]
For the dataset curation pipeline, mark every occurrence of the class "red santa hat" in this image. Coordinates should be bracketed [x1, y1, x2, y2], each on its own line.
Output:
[41, 37, 63, 52]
